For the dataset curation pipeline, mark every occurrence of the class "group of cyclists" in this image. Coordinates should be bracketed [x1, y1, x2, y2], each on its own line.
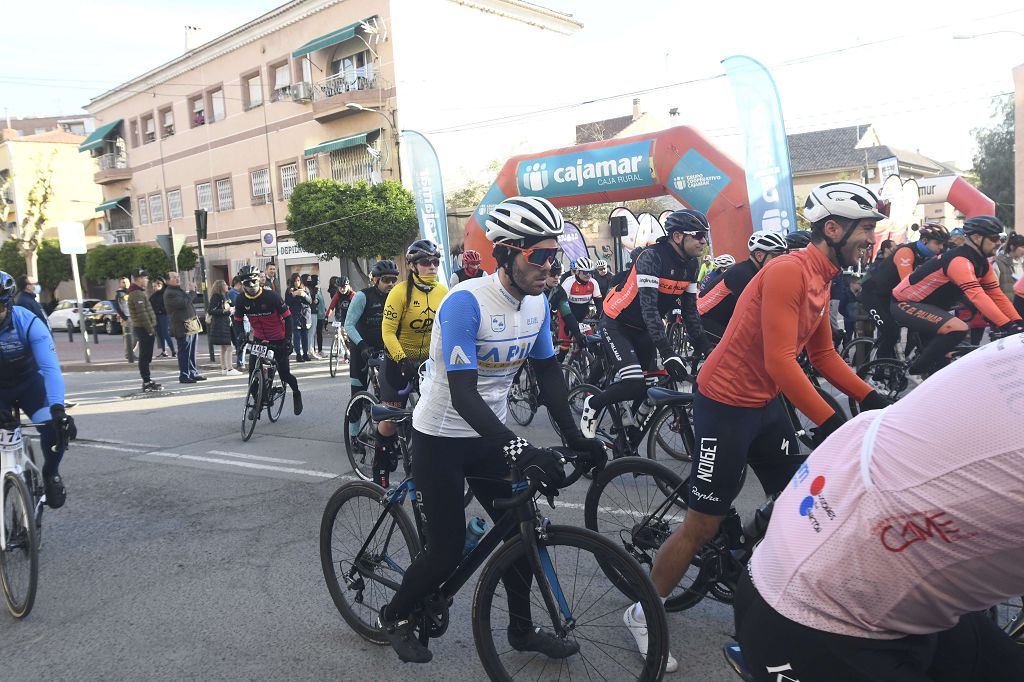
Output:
[4, 173, 1023, 679]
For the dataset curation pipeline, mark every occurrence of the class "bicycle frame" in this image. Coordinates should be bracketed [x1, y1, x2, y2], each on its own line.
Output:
[0, 427, 43, 550]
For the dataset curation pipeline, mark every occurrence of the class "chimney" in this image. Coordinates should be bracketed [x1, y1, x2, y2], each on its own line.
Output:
[632, 98, 641, 121]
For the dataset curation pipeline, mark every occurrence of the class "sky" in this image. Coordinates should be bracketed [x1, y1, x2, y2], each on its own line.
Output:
[2, 0, 1023, 171]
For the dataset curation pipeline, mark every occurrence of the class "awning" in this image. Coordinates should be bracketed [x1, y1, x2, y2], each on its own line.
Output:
[79, 119, 123, 153]
[304, 129, 380, 156]
[291, 17, 375, 58]
[95, 196, 129, 212]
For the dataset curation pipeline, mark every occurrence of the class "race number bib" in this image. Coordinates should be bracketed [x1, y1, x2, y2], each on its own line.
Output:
[246, 344, 275, 360]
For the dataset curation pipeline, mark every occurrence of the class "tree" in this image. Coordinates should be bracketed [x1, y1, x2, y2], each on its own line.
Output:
[445, 179, 488, 215]
[287, 179, 419, 280]
[84, 243, 197, 281]
[11, 153, 56, 279]
[972, 95, 1014, 227]
[35, 240, 84, 300]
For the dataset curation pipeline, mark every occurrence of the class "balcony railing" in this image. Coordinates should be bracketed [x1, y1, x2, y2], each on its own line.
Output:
[98, 152, 128, 171]
[313, 72, 380, 101]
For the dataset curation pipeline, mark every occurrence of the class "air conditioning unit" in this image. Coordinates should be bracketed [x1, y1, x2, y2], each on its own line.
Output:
[290, 82, 313, 103]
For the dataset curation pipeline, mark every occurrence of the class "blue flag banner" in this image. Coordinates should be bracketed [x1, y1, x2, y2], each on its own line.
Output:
[722, 55, 796, 233]
[400, 130, 453, 282]
[558, 221, 589, 262]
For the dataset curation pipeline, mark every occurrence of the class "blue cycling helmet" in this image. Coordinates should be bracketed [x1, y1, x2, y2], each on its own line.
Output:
[0, 271, 14, 305]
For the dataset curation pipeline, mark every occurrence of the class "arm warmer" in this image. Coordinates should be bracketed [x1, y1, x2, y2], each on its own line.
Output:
[448, 369, 516, 442]
[532, 355, 583, 441]
[344, 291, 366, 345]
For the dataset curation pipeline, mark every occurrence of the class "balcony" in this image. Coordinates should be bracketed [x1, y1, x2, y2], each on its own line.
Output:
[312, 73, 394, 121]
[94, 152, 131, 185]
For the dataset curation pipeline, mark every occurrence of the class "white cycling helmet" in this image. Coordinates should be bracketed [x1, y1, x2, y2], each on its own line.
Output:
[713, 254, 735, 269]
[574, 257, 594, 272]
[484, 196, 564, 243]
[747, 230, 788, 254]
[595, 258, 609, 270]
[802, 181, 889, 223]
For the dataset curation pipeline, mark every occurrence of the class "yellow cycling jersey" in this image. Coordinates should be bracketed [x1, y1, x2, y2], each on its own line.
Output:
[382, 278, 448, 362]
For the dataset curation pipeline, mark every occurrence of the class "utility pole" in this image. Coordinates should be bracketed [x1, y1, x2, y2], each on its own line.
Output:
[194, 209, 214, 362]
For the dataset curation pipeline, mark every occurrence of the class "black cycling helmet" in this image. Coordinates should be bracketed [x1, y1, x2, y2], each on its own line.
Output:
[785, 230, 812, 250]
[918, 222, 949, 243]
[962, 215, 1004, 239]
[406, 239, 440, 264]
[549, 259, 563, 276]
[664, 208, 710, 235]
[0, 271, 14, 305]
[371, 260, 399, 277]
[237, 265, 260, 288]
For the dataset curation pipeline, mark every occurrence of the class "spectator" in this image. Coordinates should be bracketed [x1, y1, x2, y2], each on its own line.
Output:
[114, 275, 136, 363]
[208, 279, 237, 375]
[264, 262, 278, 293]
[228, 277, 244, 368]
[303, 273, 325, 359]
[227, 276, 241, 306]
[285, 273, 311, 362]
[14, 274, 47, 324]
[125, 269, 161, 392]
[837, 272, 862, 344]
[994, 233, 1024, 300]
[164, 271, 204, 384]
[149, 277, 175, 358]
[1014, 274, 1024, 319]
[865, 239, 895, 277]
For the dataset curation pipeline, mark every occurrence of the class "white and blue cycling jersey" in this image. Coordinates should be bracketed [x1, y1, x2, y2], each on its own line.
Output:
[0, 305, 65, 419]
[413, 273, 553, 438]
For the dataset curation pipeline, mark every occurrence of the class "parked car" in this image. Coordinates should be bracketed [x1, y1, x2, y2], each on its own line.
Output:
[84, 300, 125, 335]
[47, 298, 100, 333]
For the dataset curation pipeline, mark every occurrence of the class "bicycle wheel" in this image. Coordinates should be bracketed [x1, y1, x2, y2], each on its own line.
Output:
[667, 321, 686, 357]
[344, 391, 379, 481]
[840, 336, 875, 368]
[266, 378, 287, 423]
[329, 337, 340, 378]
[552, 383, 605, 439]
[560, 364, 583, 392]
[320, 481, 421, 643]
[583, 458, 701, 612]
[646, 403, 694, 465]
[240, 371, 263, 441]
[473, 524, 669, 681]
[507, 367, 537, 426]
[790, 387, 845, 452]
[853, 358, 912, 416]
[1, 472, 39, 618]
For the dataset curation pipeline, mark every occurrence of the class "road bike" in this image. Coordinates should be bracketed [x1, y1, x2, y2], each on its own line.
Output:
[240, 340, 287, 441]
[328, 321, 350, 379]
[320, 445, 671, 680]
[343, 359, 421, 481]
[506, 360, 582, 429]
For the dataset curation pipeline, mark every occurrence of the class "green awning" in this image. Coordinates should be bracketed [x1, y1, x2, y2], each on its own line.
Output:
[304, 129, 380, 156]
[95, 196, 129, 212]
[291, 17, 375, 58]
[79, 119, 123, 153]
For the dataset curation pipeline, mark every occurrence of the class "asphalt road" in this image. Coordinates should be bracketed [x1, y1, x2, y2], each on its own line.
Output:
[1, 359, 765, 681]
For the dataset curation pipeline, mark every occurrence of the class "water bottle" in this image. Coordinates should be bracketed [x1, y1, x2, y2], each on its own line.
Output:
[463, 516, 488, 556]
[635, 398, 654, 427]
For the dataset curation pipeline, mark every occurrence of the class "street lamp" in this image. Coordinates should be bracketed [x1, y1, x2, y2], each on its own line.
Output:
[345, 102, 400, 182]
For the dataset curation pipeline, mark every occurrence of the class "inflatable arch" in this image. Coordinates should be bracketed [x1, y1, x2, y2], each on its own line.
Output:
[463, 126, 754, 272]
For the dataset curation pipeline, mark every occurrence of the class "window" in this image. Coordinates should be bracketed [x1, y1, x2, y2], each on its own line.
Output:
[329, 138, 379, 185]
[244, 73, 263, 109]
[142, 115, 155, 144]
[216, 178, 234, 211]
[161, 107, 174, 137]
[137, 196, 149, 225]
[306, 157, 318, 181]
[208, 88, 226, 123]
[271, 61, 291, 101]
[280, 163, 299, 199]
[129, 120, 140, 148]
[167, 189, 183, 219]
[196, 182, 213, 211]
[148, 193, 165, 223]
[250, 168, 271, 203]
[190, 95, 205, 127]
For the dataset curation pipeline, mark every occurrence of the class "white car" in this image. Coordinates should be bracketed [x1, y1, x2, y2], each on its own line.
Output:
[47, 298, 100, 332]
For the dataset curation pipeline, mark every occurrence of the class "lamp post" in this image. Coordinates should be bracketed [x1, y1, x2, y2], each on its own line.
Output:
[344, 103, 401, 183]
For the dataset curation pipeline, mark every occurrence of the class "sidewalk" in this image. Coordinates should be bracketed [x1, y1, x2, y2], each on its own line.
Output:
[56, 329, 222, 373]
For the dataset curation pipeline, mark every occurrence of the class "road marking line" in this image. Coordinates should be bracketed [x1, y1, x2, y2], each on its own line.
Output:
[76, 442, 149, 454]
[145, 451, 339, 478]
[207, 450, 307, 465]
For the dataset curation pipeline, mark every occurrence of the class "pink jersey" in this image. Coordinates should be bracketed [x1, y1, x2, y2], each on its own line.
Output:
[1014, 275, 1024, 298]
[751, 333, 1024, 639]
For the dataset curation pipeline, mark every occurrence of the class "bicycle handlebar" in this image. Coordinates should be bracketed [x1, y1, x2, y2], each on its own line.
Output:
[493, 447, 586, 511]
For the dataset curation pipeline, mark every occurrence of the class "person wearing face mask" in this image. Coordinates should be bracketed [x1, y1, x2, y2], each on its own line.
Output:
[448, 249, 487, 288]
[115, 275, 136, 363]
[371, 240, 448, 489]
[14, 274, 47, 324]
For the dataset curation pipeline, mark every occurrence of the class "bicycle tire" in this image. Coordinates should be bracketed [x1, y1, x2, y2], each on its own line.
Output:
[852, 358, 912, 416]
[646, 403, 694, 464]
[507, 367, 537, 426]
[840, 336, 875, 368]
[266, 379, 287, 423]
[240, 371, 263, 441]
[790, 387, 845, 452]
[472, 524, 669, 681]
[344, 391, 379, 481]
[329, 337, 340, 378]
[667, 320, 686, 357]
[1, 472, 39, 618]
[320, 481, 421, 644]
[583, 458, 702, 611]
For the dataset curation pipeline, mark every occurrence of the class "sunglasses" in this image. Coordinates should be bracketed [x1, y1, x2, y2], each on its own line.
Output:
[380, 276, 398, 284]
[503, 243, 561, 267]
[415, 258, 440, 268]
[681, 230, 708, 242]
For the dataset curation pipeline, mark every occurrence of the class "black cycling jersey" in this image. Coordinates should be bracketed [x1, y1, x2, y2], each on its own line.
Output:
[697, 259, 759, 330]
[355, 285, 387, 349]
[901, 244, 992, 310]
[860, 241, 934, 297]
[452, 268, 484, 284]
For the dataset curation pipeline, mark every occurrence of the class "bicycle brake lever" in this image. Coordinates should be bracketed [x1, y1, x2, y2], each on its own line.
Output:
[546, 493, 556, 509]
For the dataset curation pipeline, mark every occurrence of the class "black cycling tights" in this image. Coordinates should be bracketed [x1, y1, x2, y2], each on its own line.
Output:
[384, 431, 534, 635]
[248, 340, 299, 392]
[891, 301, 967, 375]
[588, 317, 656, 412]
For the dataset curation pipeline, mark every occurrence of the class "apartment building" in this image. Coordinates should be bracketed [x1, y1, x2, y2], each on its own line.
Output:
[80, 0, 582, 285]
[4, 115, 94, 138]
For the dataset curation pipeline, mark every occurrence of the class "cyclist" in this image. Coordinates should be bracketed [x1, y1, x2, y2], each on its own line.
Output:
[859, 221, 948, 359]
[892, 215, 1023, 375]
[560, 256, 602, 322]
[698, 230, 788, 340]
[785, 229, 812, 251]
[592, 259, 612, 315]
[581, 209, 713, 439]
[623, 183, 890, 668]
[735, 333, 1024, 681]
[378, 196, 606, 663]
[448, 249, 486, 288]
[0, 271, 76, 508]
[344, 261, 398, 395]
[545, 259, 586, 357]
[231, 266, 302, 415]
[372, 241, 448, 488]
[326, 277, 354, 361]
[699, 253, 736, 289]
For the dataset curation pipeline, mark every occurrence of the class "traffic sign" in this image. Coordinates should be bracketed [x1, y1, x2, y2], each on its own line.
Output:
[57, 221, 87, 254]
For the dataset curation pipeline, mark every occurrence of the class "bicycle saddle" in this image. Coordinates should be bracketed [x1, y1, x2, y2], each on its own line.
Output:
[647, 386, 694, 406]
[370, 404, 413, 423]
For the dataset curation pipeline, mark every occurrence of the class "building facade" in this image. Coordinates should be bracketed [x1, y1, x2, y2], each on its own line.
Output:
[81, 0, 581, 286]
